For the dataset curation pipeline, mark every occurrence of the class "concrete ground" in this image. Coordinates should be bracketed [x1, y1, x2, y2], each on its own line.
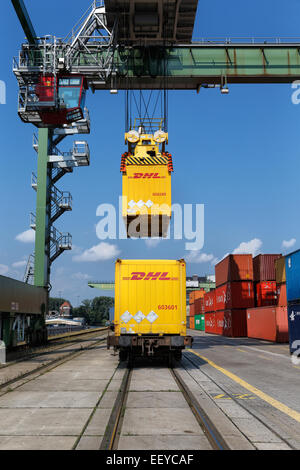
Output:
[187, 329, 300, 449]
[0, 330, 299, 450]
[0, 345, 120, 450]
[118, 367, 213, 450]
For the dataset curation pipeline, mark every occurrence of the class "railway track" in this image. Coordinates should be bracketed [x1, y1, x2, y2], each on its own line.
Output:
[4, 327, 108, 364]
[0, 329, 108, 392]
[100, 361, 229, 451]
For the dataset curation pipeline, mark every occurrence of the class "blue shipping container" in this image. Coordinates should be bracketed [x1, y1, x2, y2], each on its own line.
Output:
[285, 249, 300, 302]
[287, 303, 300, 354]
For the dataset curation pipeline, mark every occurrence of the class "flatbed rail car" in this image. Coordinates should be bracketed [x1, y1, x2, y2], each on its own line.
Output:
[0, 275, 47, 348]
[108, 259, 193, 361]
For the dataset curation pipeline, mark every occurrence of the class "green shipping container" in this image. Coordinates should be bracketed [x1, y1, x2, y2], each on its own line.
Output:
[195, 314, 205, 331]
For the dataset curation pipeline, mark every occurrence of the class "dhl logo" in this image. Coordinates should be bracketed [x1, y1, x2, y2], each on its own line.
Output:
[123, 272, 178, 281]
[133, 173, 162, 179]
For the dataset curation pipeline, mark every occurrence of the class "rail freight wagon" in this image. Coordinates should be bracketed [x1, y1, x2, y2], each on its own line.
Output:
[107, 259, 193, 362]
[0, 275, 47, 348]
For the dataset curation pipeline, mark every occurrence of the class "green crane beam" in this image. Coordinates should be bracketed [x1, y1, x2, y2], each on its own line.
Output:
[34, 128, 51, 288]
[16, 42, 300, 89]
[11, 0, 38, 45]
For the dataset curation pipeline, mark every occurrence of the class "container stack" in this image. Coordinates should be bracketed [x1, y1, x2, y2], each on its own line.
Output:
[186, 305, 190, 329]
[189, 291, 195, 329]
[194, 290, 205, 331]
[188, 289, 205, 330]
[247, 254, 289, 343]
[253, 254, 281, 307]
[213, 254, 254, 337]
[285, 249, 300, 354]
[276, 257, 287, 307]
[204, 289, 216, 333]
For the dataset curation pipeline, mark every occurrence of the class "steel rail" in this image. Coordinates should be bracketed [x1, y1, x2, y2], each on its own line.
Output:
[170, 367, 230, 450]
[0, 332, 108, 391]
[100, 366, 132, 450]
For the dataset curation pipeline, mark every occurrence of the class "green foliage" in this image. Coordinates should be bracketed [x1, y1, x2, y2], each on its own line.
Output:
[72, 296, 114, 325]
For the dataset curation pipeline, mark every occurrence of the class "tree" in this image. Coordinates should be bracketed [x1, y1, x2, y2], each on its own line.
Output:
[73, 297, 114, 325]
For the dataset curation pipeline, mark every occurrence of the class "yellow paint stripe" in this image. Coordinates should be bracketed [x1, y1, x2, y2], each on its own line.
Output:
[257, 354, 273, 361]
[236, 348, 249, 353]
[188, 349, 300, 423]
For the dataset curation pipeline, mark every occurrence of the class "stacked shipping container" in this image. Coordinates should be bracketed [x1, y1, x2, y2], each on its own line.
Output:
[247, 254, 289, 343]
[204, 289, 216, 334]
[206, 254, 254, 337]
[188, 289, 205, 331]
[285, 250, 300, 354]
[253, 254, 281, 307]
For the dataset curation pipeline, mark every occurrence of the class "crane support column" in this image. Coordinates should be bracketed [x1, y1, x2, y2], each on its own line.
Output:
[34, 128, 51, 289]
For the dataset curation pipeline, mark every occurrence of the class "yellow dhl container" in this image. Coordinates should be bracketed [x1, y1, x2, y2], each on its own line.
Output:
[121, 130, 173, 238]
[114, 259, 186, 336]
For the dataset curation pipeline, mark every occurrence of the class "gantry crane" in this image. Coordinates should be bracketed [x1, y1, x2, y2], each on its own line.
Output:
[11, 0, 300, 294]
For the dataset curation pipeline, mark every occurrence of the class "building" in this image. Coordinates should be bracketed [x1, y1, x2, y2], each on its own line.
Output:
[59, 301, 72, 318]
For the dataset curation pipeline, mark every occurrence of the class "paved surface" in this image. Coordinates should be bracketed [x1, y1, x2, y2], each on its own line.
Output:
[0, 330, 299, 450]
[0, 345, 120, 450]
[187, 329, 300, 449]
[118, 367, 213, 450]
[0, 332, 107, 386]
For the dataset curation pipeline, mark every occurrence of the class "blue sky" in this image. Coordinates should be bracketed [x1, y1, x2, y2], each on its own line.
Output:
[1, 0, 300, 305]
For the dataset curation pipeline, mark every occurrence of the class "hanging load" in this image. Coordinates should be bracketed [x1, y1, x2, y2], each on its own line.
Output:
[121, 127, 173, 238]
[19, 74, 87, 126]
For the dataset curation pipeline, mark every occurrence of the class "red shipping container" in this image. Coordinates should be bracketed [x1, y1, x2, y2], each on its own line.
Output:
[215, 254, 253, 287]
[189, 303, 195, 317]
[204, 290, 216, 313]
[253, 254, 282, 282]
[205, 313, 216, 334]
[190, 316, 195, 329]
[189, 292, 194, 305]
[222, 310, 248, 337]
[277, 283, 287, 307]
[246, 306, 289, 343]
[255, 281, 277, 307]
[215, 282, 254, 311]
[205, 310, 247, 337]
[194, 298, 205, 315]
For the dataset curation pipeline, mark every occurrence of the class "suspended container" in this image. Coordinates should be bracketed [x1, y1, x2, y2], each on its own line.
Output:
[121, 129, 173, 238]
